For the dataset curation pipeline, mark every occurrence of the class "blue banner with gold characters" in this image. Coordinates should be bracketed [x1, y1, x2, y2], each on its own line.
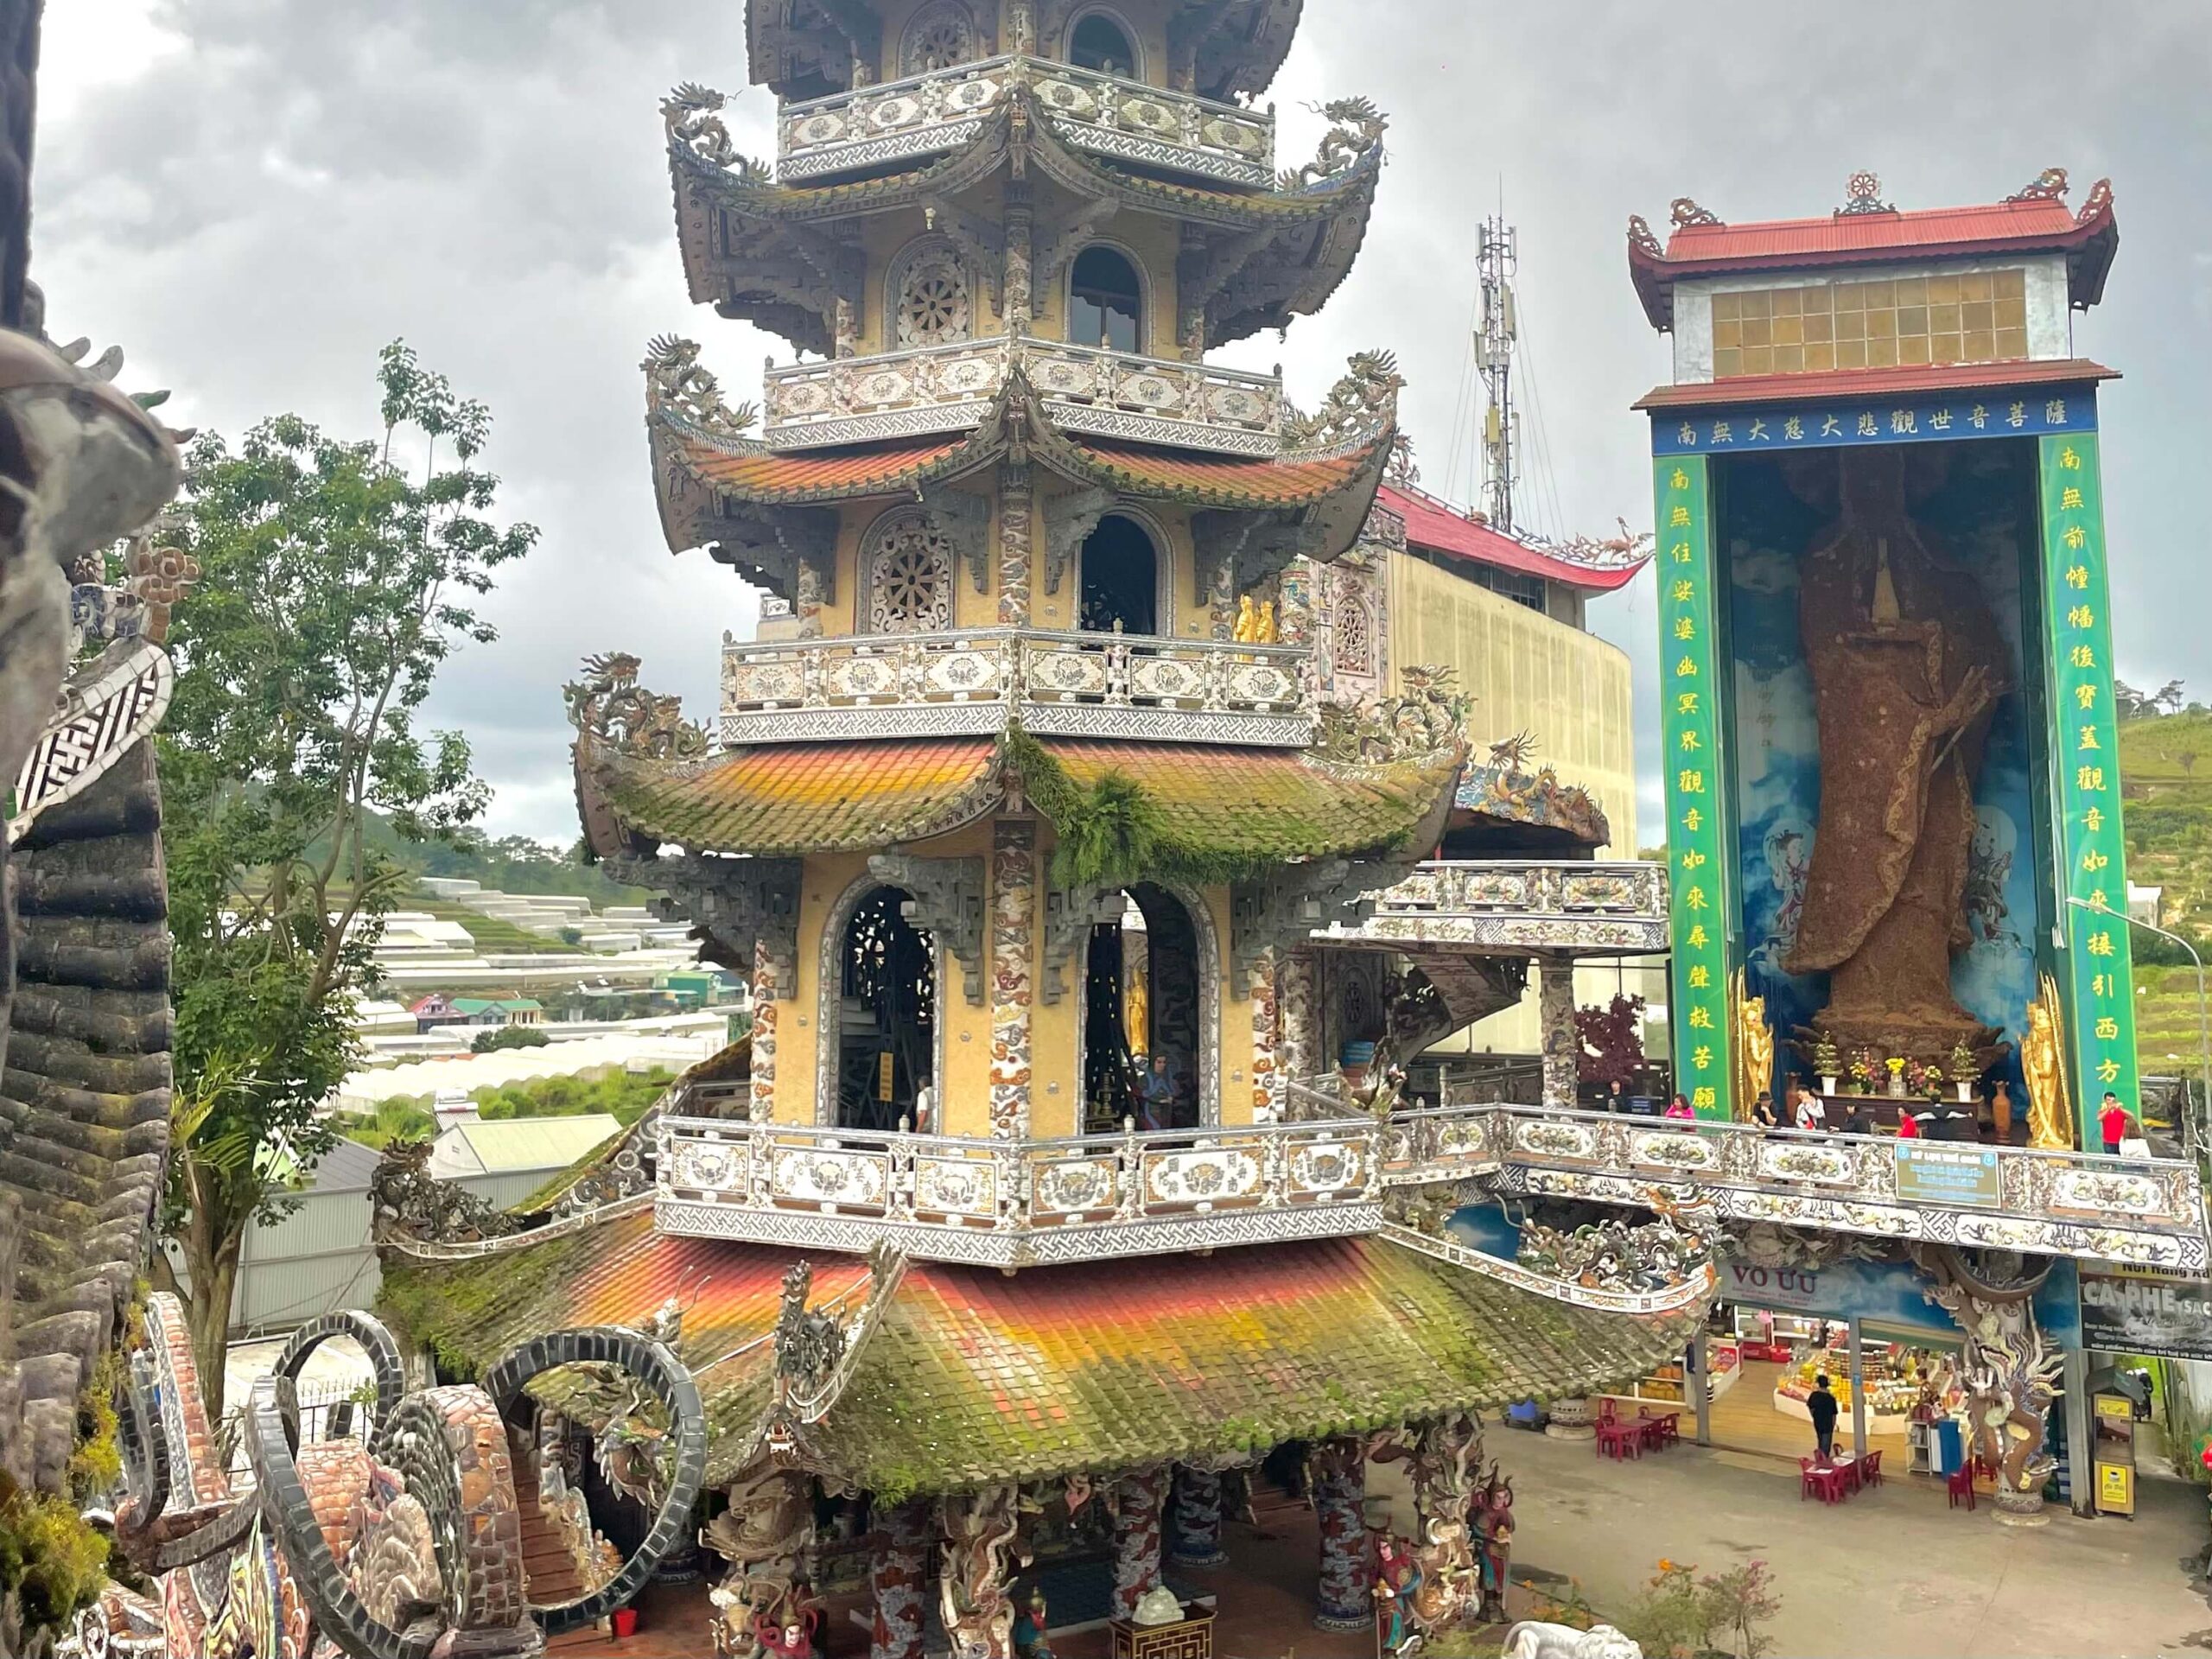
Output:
[2041, 432, 2139, 1143]
[1652, 389, 2097, 455]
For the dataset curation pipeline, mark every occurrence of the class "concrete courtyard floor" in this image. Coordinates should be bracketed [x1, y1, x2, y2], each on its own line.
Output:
[1499, 1427, 2212, 1658]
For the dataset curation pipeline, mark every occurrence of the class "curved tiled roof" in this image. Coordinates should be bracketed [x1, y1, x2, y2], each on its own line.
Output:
[383, 1216, 1705, 1491]
[1629, 176, 2119, 329]
[1378, 484, 1649, 594]
[594, 737, 1004, 855]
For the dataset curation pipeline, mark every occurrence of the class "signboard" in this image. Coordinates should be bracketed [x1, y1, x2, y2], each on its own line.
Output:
[2042, 431, 2140, 1141]
[1892, 1143, 2002, 1208]
[1652, 390, 2096, 455]
[1711, 1252, 2081, 1346]
[2096, 1460, 2134, 1515]
[2078, 1267, 2212, 1360]
[1652, 455, 1733, 1120]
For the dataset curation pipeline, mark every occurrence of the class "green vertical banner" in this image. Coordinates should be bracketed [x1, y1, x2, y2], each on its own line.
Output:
[1655, 455, 1733, 1119]
[2041, 431, 2139, 1142]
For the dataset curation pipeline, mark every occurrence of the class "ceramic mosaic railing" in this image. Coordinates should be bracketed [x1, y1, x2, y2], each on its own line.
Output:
[760, 338, 1283, 455]
[655, 1099, 2210, 1270]
[720, 626, 1313, 746]
[1321, 860, 1671, 955]
[655, 1116, 1381, 1268]
[778, 54, 1274, 187]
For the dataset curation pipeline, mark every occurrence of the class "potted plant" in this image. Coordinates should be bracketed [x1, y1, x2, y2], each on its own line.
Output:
[1884, 1056, 1908, 1100]
[1949, 1039, 1978, 1103]
[1811, 1034, 1841, 1099]
[1848, 1049, 1876, 1094]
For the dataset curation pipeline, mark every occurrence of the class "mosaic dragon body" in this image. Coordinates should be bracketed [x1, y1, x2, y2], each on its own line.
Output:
[110, 1294, 706, 1659]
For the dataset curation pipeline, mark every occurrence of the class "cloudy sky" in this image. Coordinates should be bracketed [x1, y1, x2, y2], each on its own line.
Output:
[34, 0, 2212, 842]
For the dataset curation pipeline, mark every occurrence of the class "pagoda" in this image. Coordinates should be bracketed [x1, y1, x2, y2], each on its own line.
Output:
[381, 6, 1711, 1655]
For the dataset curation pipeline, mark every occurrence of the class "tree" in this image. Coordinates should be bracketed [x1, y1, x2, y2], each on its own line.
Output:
[471, 1024, 551, 1053]
[2155, 678, 2187, 716]
[1573, 992, 1648, 1087]
[154, 342, 537, 1415]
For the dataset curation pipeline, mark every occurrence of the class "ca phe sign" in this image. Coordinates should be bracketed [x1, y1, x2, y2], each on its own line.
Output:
[2079, 1268, 2212, 1361]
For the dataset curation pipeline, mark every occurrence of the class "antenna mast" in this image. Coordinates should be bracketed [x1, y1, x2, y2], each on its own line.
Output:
[1474, 214, 1518, 531]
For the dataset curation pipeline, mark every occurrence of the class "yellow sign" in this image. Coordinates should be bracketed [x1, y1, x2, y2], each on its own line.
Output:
[878, 1051, 895, 1102]
[2096, 1460, 2133, 1515]
[2093, 1393, 2132, 1421]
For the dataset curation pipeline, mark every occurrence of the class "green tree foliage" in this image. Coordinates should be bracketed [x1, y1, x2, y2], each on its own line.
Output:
[471, 1024, 552, 1052]
[155, 342, 536, 1415]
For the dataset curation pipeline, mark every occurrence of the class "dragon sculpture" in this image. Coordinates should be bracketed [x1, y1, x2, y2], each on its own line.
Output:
[1279, 95, 1388, 191]
[1312, 662, 1468, 764]
[1370, 1412, 1484, 1642]
[1281, 347, 1403, 454]
[642, 333, 760, 440]
[702, 1464, 816, 1659]
[564, 650, 709, 762]
[940, 1484, 1024, 1659]
[367, 1135, 521, 1244]
[659, 82, 773, 183]
[1916, 1246, 2063, 1511]
[106, 1294, 705, 1659]
[1514, 1193, 1718, 1295]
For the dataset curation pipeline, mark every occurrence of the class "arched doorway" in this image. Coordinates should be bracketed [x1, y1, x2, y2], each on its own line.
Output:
[832, 886, 936, 1131]
[1067, 11, 1137, 74]
[1078, 513, 1159, 635]
[1083, 883, 1206, 1131]
[1069, 245, 1142, 354]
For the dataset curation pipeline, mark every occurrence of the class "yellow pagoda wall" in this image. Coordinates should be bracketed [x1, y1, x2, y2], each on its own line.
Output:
[855, 0, 1178, 90]
[1200, 880, 1263, 1128]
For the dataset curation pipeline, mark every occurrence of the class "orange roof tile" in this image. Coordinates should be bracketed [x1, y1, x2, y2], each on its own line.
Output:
[601, 738, 1001, 854]
[1070, 437, 1380, 506]
[1378, 484, 1647, 594]
[669, 429, 970, 502]
[387, 1224, 1706, 1491]
[1630, 178, 2118, 328]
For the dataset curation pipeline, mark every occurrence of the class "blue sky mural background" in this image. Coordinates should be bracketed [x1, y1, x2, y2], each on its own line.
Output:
[1724, 447, 2046, 1072]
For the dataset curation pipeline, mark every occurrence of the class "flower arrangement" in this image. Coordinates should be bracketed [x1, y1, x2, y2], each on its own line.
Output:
[1848, 1049, 1878, 1090]
[1810, 1034, 1841, 1079]
[1885, 1056, 1905, 1078]
[1948, 1039, 1978, 1078]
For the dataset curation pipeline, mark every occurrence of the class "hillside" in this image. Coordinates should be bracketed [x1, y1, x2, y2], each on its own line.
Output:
[2120, 709, 2212, 1076]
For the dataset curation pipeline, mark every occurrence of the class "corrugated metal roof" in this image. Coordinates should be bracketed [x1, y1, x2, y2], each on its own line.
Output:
[311, 1137, 385, 1192]
[439, 1115, 625, 1175]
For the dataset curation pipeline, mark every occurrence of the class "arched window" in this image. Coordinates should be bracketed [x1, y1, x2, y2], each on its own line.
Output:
[900, 1, 976, 73]
[1067, 12, 1136, 75]
[889, 238, 972, 347]
[1077, 513, 1159, 635]
[834, 886, 936, 1131]
[867, 509, 955, 633]
[1084, 883, 1208, 1130]
[1068, 245, 1142, 355]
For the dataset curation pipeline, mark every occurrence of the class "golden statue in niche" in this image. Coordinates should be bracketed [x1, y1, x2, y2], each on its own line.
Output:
[1733, 966, 1775, 1119]
[1782, 448, 2009, 1060]
[2021, 972, 2073, 1150]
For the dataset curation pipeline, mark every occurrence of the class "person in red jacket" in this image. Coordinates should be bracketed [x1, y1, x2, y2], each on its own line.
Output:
[1895, 1106, 1922, 1140]
[2101, 1091, 2134, 1155]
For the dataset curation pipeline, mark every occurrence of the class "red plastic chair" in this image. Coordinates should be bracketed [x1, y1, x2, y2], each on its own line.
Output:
[1946, 1464, 1975, 1510]
[1861, 1449, 1884, 1487]
[1798, 1456, 1821, 1502]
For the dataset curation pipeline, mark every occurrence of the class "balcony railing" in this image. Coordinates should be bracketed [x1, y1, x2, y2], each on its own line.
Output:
[778, 54, 1274, 187]
[762, 337, 1283, 455]
[1321, 860, 1671, 956]
[654, 1099, 2210, 1271]
[720, 626, 1313, 747]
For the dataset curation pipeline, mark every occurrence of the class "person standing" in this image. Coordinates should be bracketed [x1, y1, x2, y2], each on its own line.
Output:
[1895, 1104, 1923, 1141]
[1807, 1373, 1840, 1464]
[2101, 1090, 2134, 1156]
[1664, 1092, 1694, 1120]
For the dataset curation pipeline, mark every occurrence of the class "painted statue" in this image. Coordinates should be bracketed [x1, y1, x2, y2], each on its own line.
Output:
[1472, 1462, 1516, 1622]
[2021, 972, 2073, 1150]
[1783, 448, 2008, 1061]
[1012, 1587, 1055, 1659]
[1374, 1535, 1427, 1655]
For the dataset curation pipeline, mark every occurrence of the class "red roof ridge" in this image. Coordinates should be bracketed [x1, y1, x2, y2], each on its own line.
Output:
[1376, 483, 1649, 594]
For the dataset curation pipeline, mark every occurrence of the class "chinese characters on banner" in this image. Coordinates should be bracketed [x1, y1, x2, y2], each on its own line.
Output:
[1654, 456, 1732, 1120]
[2042, 432, 2139, 1140]
[1652, 391, 2095, 455]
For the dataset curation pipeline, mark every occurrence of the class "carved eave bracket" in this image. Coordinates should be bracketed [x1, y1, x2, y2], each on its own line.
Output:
[1041, 884, 1122, 1003]
[1040, 482, 1115, 595]
[925, 486, 994, 594]
[616, 851, 804, 985]
[868, 853, 988, 1003]
[1230, 859, 1376, 996]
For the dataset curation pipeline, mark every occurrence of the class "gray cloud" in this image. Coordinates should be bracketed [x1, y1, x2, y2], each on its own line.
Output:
[34, 0, 2212, 844]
